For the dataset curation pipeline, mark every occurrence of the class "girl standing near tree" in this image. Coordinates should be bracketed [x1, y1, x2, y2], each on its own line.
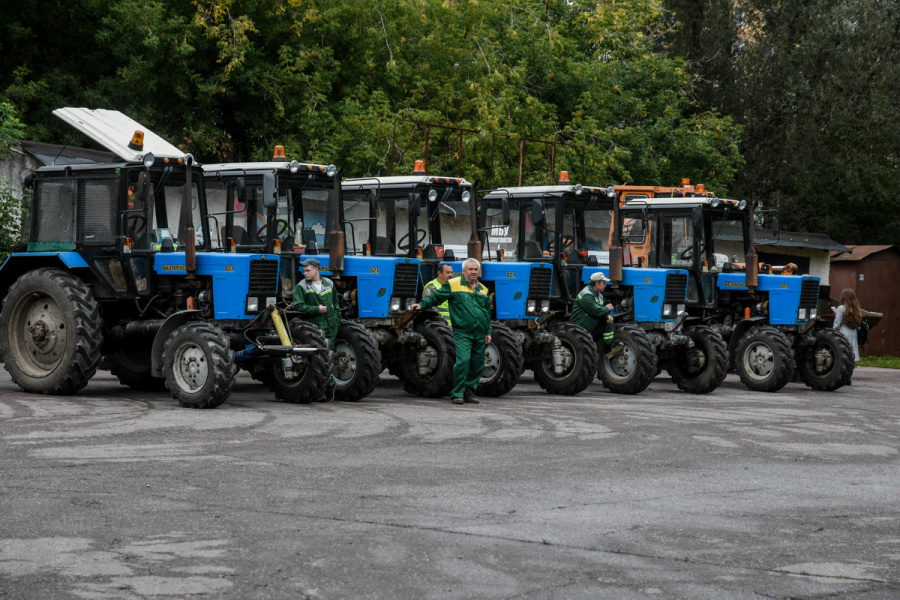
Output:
[833, 288, 862, 361]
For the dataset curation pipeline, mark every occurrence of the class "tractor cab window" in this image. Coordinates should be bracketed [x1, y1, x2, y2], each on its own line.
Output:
[150, 168, 206, 250]
[704, 212, 746, 270]
[342, 190, 371, 255]
[482, 200, 521, 261]
[660, 216, 695, 267]
[374, 195, 416, 255]
[282, 181, 332, 251]
[620, 209, 653, 267]
[433, 193, 472, 259]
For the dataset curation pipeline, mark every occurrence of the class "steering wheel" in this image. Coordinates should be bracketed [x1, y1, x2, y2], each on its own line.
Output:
[679, 242, 705, 261]
[397, 228, 427, 251]
[257, 219, 291, 240]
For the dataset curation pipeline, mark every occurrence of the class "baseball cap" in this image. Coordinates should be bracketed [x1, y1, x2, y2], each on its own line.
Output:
[589, 272, 610, 283]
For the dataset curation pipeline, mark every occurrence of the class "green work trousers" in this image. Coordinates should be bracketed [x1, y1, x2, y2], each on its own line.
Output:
[451, 330, 486, 399]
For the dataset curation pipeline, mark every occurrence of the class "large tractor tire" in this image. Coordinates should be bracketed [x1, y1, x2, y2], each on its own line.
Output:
[399, 320, 455, 398]
[106, 348, 167, 391]
[797, 327, 855, 391]
[734, 325, 795, 392]
[0, 268, 103, 395]
[259, 319, 331, 403]
[597, 324, 656, 395]
[477, 322, 523, 398]
[333, 321, 381, 402]
[162, 322, 236, 409]
[533, 322, 598, 396]
[668, 325, 728, 394]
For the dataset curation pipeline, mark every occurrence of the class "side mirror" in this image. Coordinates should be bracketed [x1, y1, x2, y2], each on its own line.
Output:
[408, 192, 422, 218]
[531, 198, 544, 227]
[501, 198, 511, 225]
[262, 174, 277, 209]
[236, 177, 247, 204]
[772, 216, 780, 238]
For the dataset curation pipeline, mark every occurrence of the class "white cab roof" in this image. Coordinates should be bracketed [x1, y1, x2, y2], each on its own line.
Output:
[53, 107, 185, 162]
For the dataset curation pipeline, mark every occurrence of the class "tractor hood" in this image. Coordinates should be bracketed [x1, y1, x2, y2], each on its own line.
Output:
[53, 107, 185, 163]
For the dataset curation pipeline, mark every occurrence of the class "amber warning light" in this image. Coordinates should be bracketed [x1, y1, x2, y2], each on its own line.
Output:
[128, 130, 145, 151]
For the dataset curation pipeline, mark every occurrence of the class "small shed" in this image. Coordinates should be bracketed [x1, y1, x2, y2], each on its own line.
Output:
[829, 245, 900, 357]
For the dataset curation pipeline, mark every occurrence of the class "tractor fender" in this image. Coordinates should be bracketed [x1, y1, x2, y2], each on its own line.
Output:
[150, 310, 203, 377]
[0, 253, 91, 299]
[728, 316, 767, 356]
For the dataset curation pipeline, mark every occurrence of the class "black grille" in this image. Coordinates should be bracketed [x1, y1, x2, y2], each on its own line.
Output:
[799, 279, 819, 308]
[664, 273, 689, 303]
[529, 266, 553, 297]
[249, 259, 279, 294]
[393, 262, 420, 296]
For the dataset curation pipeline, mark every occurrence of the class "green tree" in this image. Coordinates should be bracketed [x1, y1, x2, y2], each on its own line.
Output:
[1, 0, 743, 192]
[662, 0, 900, 244]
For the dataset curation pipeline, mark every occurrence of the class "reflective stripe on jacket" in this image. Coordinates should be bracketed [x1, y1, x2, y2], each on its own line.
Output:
[291, 277, 341, 340]
[419, 276, 491, 336]
[423, 278, 452, 324]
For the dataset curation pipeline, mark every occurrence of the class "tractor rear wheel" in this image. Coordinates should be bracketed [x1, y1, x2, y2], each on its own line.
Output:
[333, 321, 381, 402]
[162, 322, 236, 409]
[734, 325, 795, 392]
[260, 319, 331, 403]
[797, 327, 854, 391]
[0, 268, 103, 395]
[597, 324, 656, 395]
[533, 322, 598, 395]
[668, 325, 728, 394]
[400, 320, 455, 398]
[477, 322, 523, 398]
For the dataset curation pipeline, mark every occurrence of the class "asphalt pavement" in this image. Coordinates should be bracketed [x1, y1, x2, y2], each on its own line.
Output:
[1, 365, 899, 599]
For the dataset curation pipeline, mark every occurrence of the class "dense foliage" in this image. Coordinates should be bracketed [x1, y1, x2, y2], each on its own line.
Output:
[0, 0, 741, 191]
[663, 0, 900, 244]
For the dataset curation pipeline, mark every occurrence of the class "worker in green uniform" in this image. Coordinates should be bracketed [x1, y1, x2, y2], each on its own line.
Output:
[422, 262, 454, 325]
[410, 257, 491, 405]
[571, 271, 621, 358]
[291, 258, 340, 400]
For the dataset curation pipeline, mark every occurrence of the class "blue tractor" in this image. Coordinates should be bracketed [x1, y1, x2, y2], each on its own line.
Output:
[611, 182, 853, 392]
[0, 109, 330, 408]
[479, 174, 726, 395]
[206, 153, 456, 400]
[341, 166, 528, 398]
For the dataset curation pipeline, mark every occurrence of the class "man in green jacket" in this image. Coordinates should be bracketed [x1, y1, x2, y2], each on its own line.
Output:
[571, 272, 621, 358]
[411, 257, 491, 405]
[422, 262, 453, 325]
[292, 258, 340, 400]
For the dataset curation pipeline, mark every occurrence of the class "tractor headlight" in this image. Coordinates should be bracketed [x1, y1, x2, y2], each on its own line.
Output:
[266, 296, 277, 308]
[406, 297, 417, 310]
[541, 300, 550, 312]
[390, 297, 402, 312]
[710, 197, 722, 208]
[142, 153, 155, 168]
[326, 164, 337, 177]
[677, 304, 686, 315]
[527, 299, 537, 314]
[289, 160, 299, 173]
[810, 307, 818, 319]
[428, 189, 438, 202]
[246, 297, 259, 313]
[461, 190, 471, 203]
[663, 303, 674, 317]
[737, 200, 747, 210]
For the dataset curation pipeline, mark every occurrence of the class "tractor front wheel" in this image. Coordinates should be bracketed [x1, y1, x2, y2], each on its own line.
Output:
[333, 321, 381, 402]
[162, 322, 236, 409]
[477, 322, 523, 398]
[797, 327, 854, 391]
[533, 322, 598, 395]
[597, 324, 656, 395]
[734, 326, 795, 393]
[400, 320, 455, 398]
[668, 325, 728, 394]
[260, 319, 331, 403]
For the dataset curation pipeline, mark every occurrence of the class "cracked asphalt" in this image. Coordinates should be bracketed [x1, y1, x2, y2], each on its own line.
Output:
[1, 365, 899, 599]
